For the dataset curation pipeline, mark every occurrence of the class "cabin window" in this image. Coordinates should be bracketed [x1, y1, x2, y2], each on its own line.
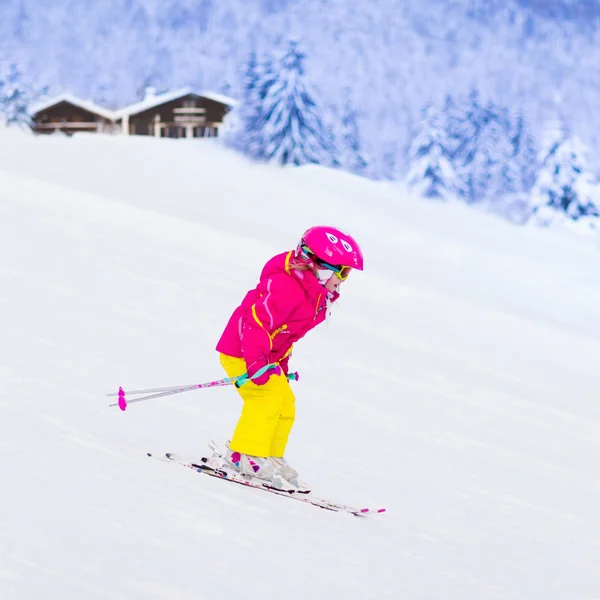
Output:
[166, 126, 183, 138]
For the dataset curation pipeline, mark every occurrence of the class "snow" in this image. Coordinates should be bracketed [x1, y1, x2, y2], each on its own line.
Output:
[29, 93, 117, 121]
[114, 88, 237, 119]
[7, 0, 600, 174]
[197, 91, 238, 108]
[1, 127, 600, 599]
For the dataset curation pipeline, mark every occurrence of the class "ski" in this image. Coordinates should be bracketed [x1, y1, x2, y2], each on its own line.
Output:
[147, 452, 386, 517]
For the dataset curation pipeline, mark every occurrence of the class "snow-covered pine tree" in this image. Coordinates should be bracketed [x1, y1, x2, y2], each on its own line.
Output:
[375, 136, 399, 181]
[476, 105, 540, 223]
[241, 51, 259, 105]
[442, 94, 466, 161]
[339, 91, 368, 175]
[226, 49, 279, 156]
[443, 92, 531, 206]
[248, 54, 278, 158]
[449, 95, 504, 203]
[451, 89, 486, 167]
[538, 116, 567, 166]
[0, 61, 35, 126]
[256, 40, 335, 166]
[443, 90, 486, 201]
[510, 111, 538, 191]
[531, 135, 600, 222]
[478, 102, 521, 203]
[406, 103, 458, 199]
[322, 112, 341, 169]
[501, 113, 539, 223]
[224, 49, 260, 151]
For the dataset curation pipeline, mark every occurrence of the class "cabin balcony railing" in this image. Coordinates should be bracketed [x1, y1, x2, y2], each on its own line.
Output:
[173, 115, 206, 123]
[172, 107, 206, 114]
[33, 122, 116, 130]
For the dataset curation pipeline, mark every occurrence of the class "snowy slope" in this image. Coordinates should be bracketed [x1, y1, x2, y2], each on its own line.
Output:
[1, 128, 600, 600]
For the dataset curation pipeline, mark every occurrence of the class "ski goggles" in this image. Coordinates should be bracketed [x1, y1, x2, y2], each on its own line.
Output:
[312, 259, 352, 281]
[319, 262, 352, 281]
[299, 244, 352, 280]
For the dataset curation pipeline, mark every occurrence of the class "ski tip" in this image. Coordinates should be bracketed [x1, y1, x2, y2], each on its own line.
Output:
[357, 507, 386, 516]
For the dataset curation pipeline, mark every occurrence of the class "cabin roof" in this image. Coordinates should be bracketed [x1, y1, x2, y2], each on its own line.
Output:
[114, 87, 238, 119]
[30, 93, 117, 121]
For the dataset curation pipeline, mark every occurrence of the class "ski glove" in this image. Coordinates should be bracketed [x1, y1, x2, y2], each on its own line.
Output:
[247, 361, 282, 386]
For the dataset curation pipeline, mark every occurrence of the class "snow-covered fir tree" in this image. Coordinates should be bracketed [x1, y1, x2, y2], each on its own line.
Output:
[477, 102, 522, 203]
[0, 61, 35, 126]
[250, 41, 335, 167]
[373, 139, 398, 181]
[338, 92, 368, 175]
[241, 51, 272, 156]
[440, 92, 535, 206]
[224, 50, 260, 151]
[484, 108, 539, 223]
[538, 117, 568, 166]
[240, 51, 259, 109]
[407, 104, 458, 200]
[443, 92, 490, 202]
[511, 111, 538, 191]
[446, 90, 486, 171]
[532, 135, 600, 222]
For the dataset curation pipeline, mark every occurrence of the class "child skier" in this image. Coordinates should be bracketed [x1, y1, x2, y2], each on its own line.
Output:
[215, 226, 364, 487]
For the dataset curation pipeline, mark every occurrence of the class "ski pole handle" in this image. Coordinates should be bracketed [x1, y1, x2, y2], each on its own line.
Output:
[235, 363, 279, 388]
[236, 365, 299, 386]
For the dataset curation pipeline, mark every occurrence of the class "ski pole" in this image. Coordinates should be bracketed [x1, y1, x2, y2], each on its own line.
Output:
[106, 380, 235, 397]
[108, 378, 237, 409]
[109, 364, 296, 410]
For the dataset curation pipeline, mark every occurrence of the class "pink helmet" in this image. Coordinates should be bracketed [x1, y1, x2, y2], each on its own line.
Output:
[296, 226, 364, 274]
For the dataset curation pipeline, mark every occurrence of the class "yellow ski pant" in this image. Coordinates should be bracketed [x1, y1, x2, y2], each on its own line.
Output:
[220, 353, 296, 458]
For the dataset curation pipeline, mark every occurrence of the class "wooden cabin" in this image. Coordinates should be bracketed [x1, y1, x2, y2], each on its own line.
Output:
[30, 94, 118, 136]
[115, 88, 237, 139]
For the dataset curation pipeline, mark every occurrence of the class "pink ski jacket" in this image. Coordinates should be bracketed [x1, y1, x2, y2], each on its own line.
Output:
[216, 251, 339, 371]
